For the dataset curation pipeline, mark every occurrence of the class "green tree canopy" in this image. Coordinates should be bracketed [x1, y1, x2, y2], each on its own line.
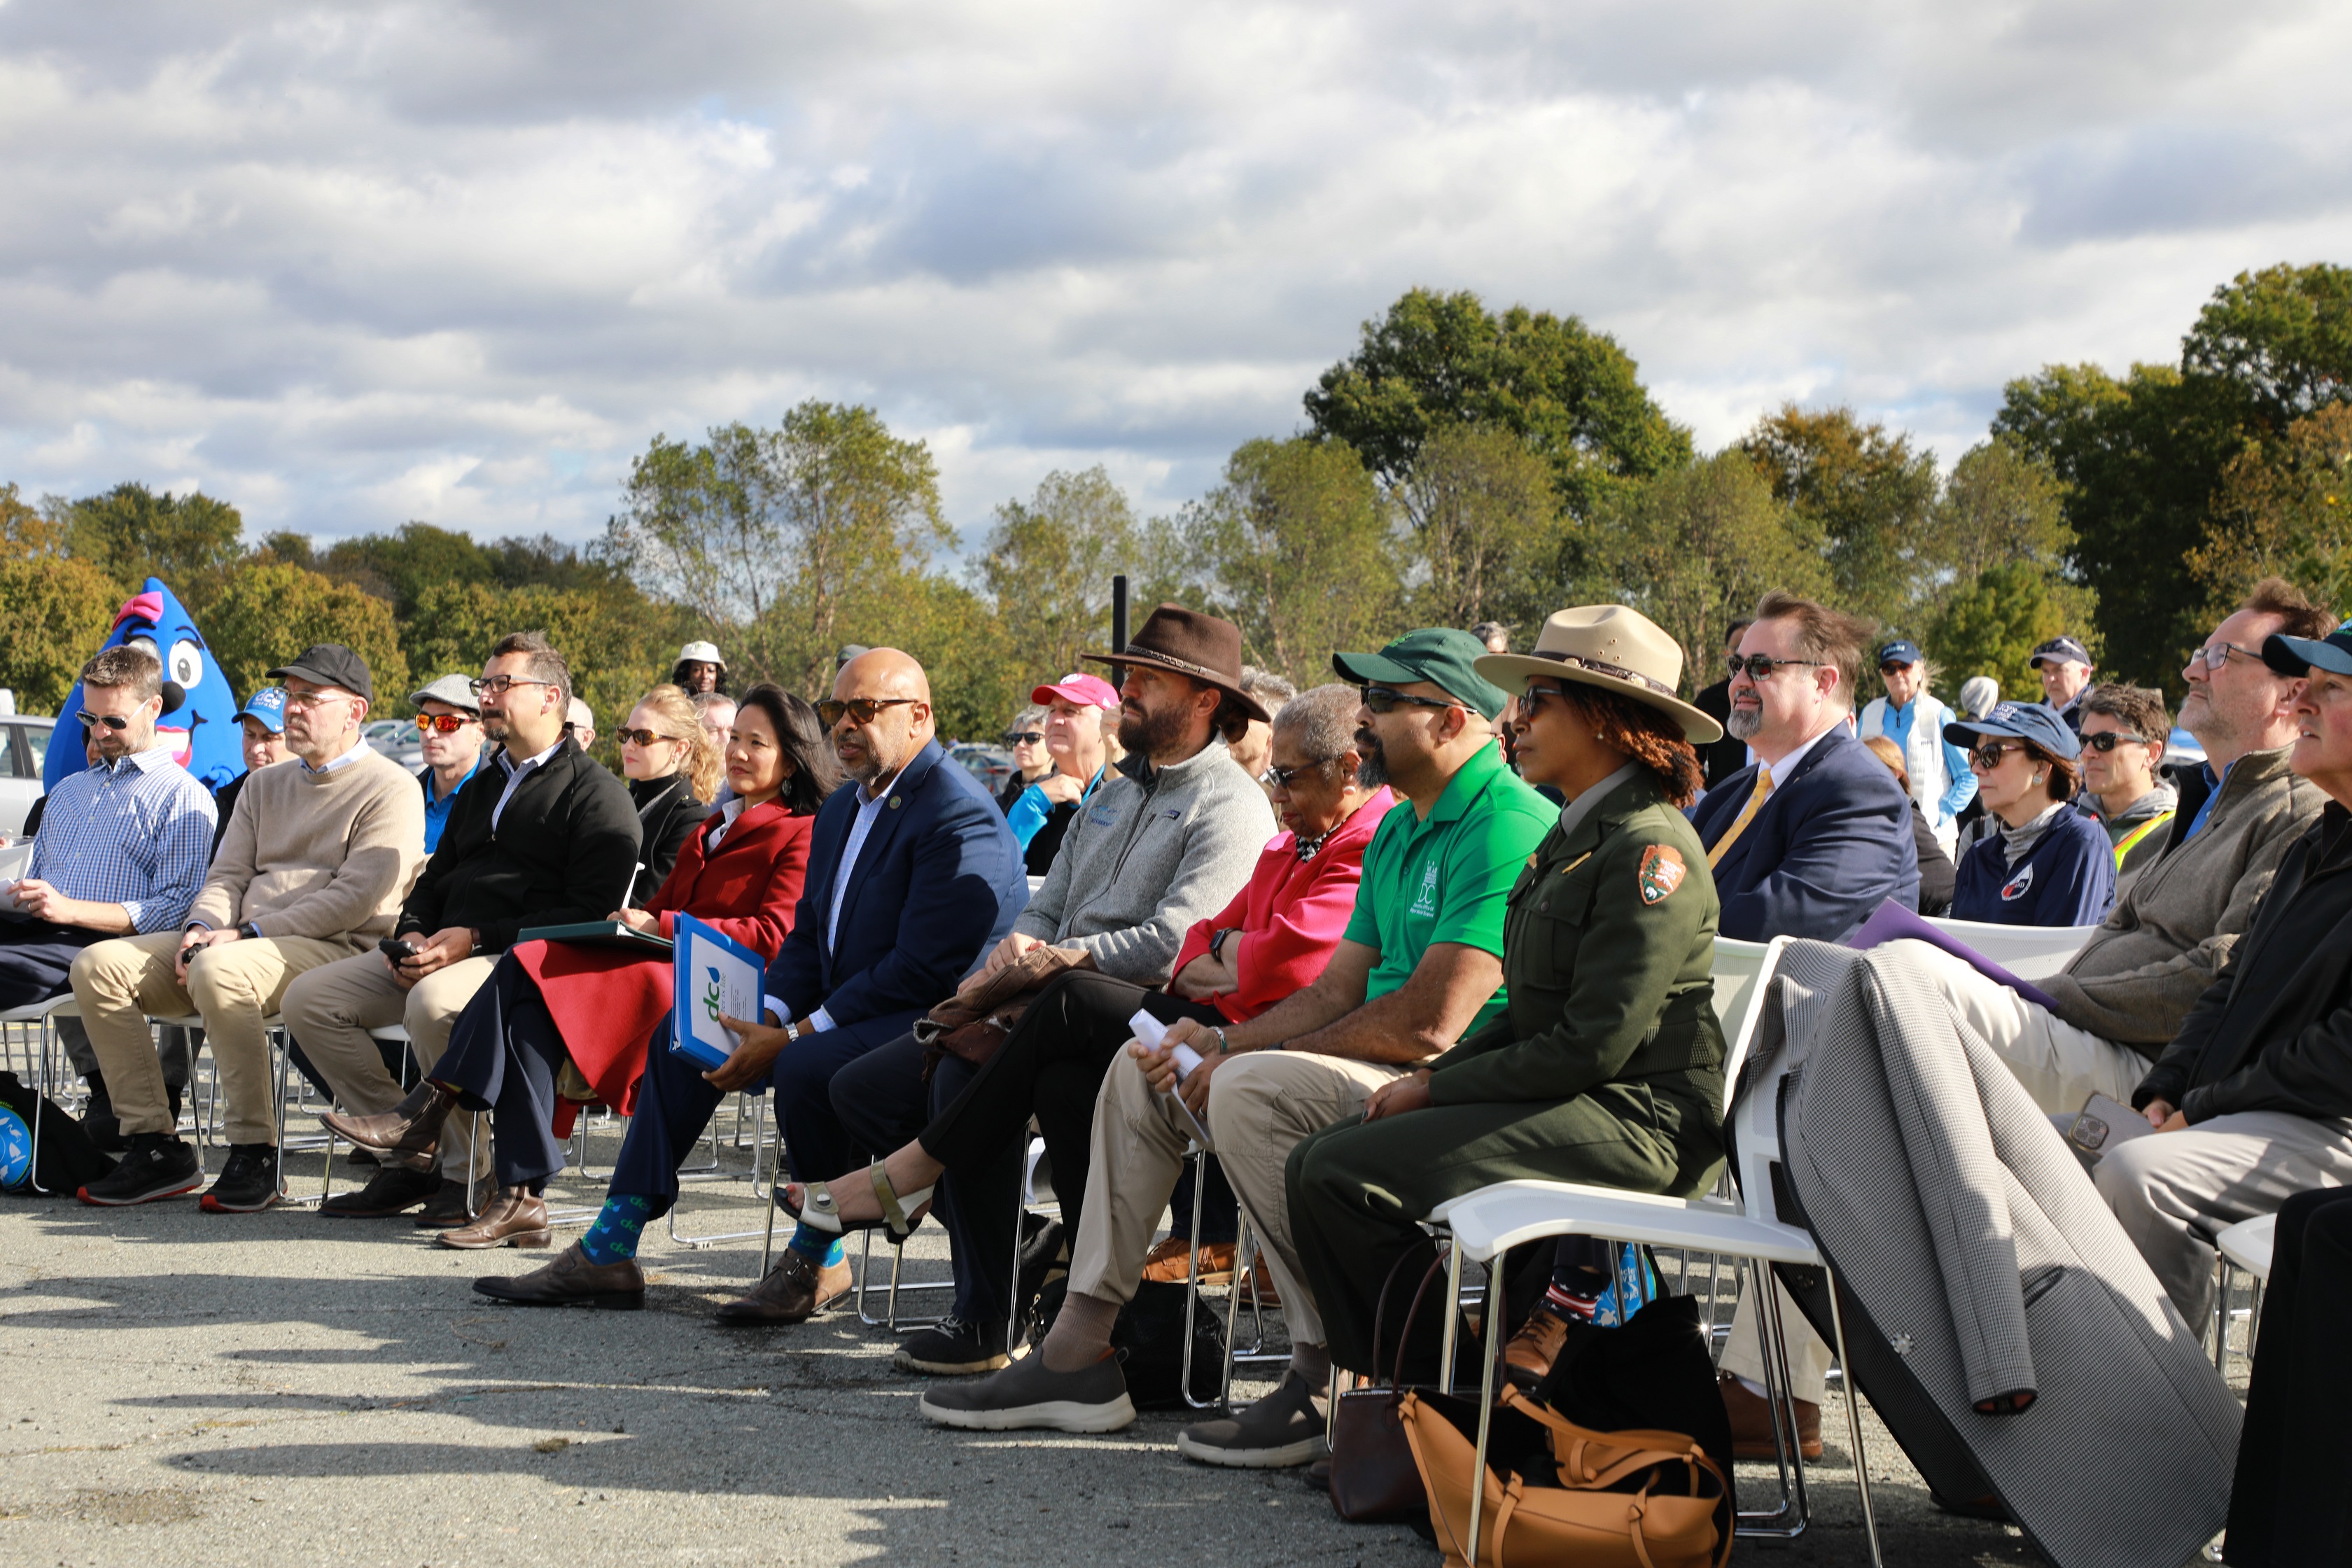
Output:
[204, 563, 410, 708]
[1925, 561, 2087, 706]
[2189, 402, 2352, 619]
[974, 467, 1138, 682]
[0, 486, 122, 710]
[1393, 422, 1566, 634]
[1737, 405, 1938, 630]
[57, 482, 246, 607]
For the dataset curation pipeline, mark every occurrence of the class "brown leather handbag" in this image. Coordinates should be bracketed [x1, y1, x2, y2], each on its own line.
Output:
[1327, 1252, 1450, 1522]
[1399, 1382, 1731, 1568]
[911, 945, 1094, 1070]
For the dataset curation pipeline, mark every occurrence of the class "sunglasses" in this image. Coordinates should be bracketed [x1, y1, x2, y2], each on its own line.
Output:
[2081, 731, 2151, 754]
[1968, 741, 2026, 770]
[1361, 685, 1460, 716]
[1879, 663, 1913, 676]
[1728, 654, 1826, 681]
[76, 711, 133, 732]
[617, 727, 676, 748]
[1004, 731, 1045, 746]
[816, 696, 917, 728]
[1261, 764, 1315, 789]
[414, 713, 474, 734]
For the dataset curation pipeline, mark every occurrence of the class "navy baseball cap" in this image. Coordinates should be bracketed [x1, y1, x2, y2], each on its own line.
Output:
[2029, 636, 2092, 670]
[1946, 699, 2082, 760]
[2263, 622, 2352, 678]
[1877, 640, 1923, 667]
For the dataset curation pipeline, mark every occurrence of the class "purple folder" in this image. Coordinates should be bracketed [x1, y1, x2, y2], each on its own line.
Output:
[1847, 899, 2061, 1012]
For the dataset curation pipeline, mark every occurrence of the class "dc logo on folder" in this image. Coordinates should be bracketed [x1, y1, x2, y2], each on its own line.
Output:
[671, 914, 764, 1072]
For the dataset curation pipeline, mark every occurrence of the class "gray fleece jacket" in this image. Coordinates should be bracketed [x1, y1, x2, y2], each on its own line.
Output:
[1013, 734, 1275, 983]
[2040, 743, 2321, 1051]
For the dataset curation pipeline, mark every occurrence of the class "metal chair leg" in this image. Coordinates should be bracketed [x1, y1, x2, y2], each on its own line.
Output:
[1823, 1265, 1884, 1567]
[1464, 1271, 1504, 1562]
[1179, 1149, 1216, 1410]
[1438, 1238, 1464, 1392]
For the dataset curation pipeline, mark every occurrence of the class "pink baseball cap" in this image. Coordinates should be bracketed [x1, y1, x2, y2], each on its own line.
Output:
[1032, 672, 1121, 708]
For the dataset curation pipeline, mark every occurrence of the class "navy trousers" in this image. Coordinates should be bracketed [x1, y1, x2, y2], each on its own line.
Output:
[2225, 1185, 2352, 1564]
[431, 956, 573, 1189]
[0, 921, 106, 1011]
[830, 1031, 1021, 1328]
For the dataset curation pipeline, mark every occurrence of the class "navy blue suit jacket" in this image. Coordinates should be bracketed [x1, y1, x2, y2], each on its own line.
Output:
[1692, 724, 1919, 943]
[764, 740, 1028, 1049]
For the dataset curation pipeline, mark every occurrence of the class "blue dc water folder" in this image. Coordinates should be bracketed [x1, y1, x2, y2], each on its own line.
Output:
[669, 913, 766, 1072]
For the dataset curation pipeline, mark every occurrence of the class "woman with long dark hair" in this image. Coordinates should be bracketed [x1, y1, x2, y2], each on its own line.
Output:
[322, 683, 843, 1247]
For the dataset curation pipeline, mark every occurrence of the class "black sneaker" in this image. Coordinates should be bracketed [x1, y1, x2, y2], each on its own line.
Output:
[317, 1164, 441, 1218]
[76, 1133, 202, 1207]
[1175, 1369, 1328, 1468]
[200, 1144, 281, 1213]
[894, 1314, 1011, 1375]
[80, 1086, 125, 1154]
[919, 1348, 1135, 1432]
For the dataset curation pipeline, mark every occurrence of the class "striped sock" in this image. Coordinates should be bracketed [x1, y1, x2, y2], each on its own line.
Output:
[580, 1195, 653, 1264]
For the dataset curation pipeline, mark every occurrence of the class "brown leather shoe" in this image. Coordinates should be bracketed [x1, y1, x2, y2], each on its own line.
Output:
[412, 1179, 480, 1228]
[713, 1248, 853, 1324]
[438, 1186, 551, 1250]
[1720, 1371, 1822, 1460]
[1140, 1237, 1283, 1306]
[475, 1240, 645, 1308]
[320, 1082, 452, 1167]
[1503, 1306, 1570, 1387]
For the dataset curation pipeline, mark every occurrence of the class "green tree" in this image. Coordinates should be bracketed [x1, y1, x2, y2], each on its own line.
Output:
[1394, 422, 1567, 634]
[1304, 287, 1691, 519]
[975, 467, 1138, 681]
[0, 483, 127, 713]
[1737, 405, 1938, 629]
[203, 564, 410, 707]
[1925, 561, 2087, 706]
[1914, 439, 2079, 612]
[57, 482, 246, 606]
[1584, 451, 1830, 693]
[2183, 263, 2352, 436]
[400, 580, 671, 767]
[316, 522, 498, 617]
[1180, 437, 1400, 688]
[886, 576, 1019, 742]
[2188, 402, 2352, 617]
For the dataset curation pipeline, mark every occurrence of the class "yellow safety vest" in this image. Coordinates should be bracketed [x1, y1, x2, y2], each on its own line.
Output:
[2112, 811, 2174, 868]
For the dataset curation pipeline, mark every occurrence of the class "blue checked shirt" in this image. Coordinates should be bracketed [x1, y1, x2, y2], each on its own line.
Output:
[26, 746, 218, 933]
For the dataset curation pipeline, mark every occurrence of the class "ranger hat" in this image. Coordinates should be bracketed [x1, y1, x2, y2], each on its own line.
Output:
[1476, 606, 1721, 742]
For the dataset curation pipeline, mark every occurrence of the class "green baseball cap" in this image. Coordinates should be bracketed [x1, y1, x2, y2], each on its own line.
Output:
[1331, 629, 1511, 720]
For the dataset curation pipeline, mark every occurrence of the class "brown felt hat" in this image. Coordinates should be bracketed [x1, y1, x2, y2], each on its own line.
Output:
[1083, 603, 1269, 723]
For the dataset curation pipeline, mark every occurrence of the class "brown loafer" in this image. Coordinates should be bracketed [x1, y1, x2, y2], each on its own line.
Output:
[320, 1082, 452, 1166]
[475, 1240, 645, 1308]
[412, 1180, 481, 1228]
[438, 1186, 552, 1250]
[1720, 1371, 1822, 1460]
[713, 1248, 853, 1324]
[1139, 1238, 1283, 1306]
[1504, 1306, 1570, 1387]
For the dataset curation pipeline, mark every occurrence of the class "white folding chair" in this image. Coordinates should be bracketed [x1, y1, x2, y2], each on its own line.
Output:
[1422, 937, 1884, 1567]
[2212, 1212, 2276, 1369]
[3, 993, 81, 1194]
[1921, 916, 2101, 981]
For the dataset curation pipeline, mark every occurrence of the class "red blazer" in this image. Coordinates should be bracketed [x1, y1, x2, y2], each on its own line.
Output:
[512, 800, 814, 1128]
[1168, 787, 1394, 1023]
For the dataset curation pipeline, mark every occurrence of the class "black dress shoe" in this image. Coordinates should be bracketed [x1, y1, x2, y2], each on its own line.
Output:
[713, 1250, 852, 1324]
[412, 1180, 479, 1228]
[317, 1165, 442, 1218]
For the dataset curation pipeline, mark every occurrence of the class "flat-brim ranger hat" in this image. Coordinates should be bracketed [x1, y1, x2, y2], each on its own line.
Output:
[1084, 604, 1269, 724]
[1474, 606, 1723, 743]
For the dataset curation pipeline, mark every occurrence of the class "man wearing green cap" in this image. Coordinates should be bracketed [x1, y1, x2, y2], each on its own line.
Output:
[920, 628, 1551, 1460]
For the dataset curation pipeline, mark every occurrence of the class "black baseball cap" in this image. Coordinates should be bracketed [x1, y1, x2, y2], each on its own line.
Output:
[267, 644, 374, 703]
[2263, 624, 2352, 678]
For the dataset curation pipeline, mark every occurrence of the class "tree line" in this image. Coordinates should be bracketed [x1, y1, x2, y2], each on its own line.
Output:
[3, 263, 2348, 759]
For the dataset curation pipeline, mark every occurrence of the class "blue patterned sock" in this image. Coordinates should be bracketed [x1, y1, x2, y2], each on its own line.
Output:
[788, 1223, 845, 1268]
[580, 1194, 653, 1265]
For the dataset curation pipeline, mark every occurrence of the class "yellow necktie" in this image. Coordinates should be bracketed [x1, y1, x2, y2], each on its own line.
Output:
[1707, 768, 1776, 869]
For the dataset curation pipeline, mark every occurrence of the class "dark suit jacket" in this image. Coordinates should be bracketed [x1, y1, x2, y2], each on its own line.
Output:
[1692, 724, 1919, 942]
[764, 739, 1027, 1049]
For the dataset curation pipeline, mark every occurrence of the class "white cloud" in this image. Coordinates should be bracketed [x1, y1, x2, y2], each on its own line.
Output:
[2, 0, 2350, 551]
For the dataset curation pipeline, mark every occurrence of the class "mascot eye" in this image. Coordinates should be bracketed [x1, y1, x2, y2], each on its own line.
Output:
[168, 640, 204, 688]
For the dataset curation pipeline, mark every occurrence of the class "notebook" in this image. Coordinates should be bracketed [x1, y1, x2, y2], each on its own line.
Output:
[514, 920, 673, 953]
[669, 913, 766, 1072]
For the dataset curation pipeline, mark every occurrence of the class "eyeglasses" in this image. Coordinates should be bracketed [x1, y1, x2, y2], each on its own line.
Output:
[1360, 686, 1460, 716]
[1728, 654, 1826, 681]
[1517, 684, 1570, 714]
[2188, 641, 2259, 673]
[616, 727, 675, 748]
[414, 713, 474, 734]
[1004, 731, 1045, 746]
[2080, 730, 2152, 754]
[1968, 741, 2026, 770]
[76, 711, 132, 732]
[469, 675, 554, 696]
[281, 689, 356, 710]
[816, 696, 917, 727]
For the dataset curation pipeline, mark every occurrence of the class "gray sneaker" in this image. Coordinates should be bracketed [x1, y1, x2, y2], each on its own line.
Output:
[1175, 1370, 1328, 1468]
[918, 1348, 1135, 1433]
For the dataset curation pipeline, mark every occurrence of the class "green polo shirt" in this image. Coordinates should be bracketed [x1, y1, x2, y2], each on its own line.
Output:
[1341, 740, 1554, 1035]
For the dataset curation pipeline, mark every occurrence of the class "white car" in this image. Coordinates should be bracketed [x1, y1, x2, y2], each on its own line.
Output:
[365, 718, 424, 773]
[0, 716, 59, 839]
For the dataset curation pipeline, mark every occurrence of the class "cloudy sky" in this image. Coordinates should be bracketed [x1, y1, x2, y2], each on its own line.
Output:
[4, 0, 2350, 554]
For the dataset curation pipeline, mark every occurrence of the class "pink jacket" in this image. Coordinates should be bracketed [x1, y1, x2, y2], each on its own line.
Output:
[1169, 788, 1396, 1023]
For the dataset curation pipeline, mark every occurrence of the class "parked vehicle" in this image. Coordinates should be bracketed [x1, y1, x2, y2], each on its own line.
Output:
[948, 742, 1015, 797]
[0, 716, 57, 839]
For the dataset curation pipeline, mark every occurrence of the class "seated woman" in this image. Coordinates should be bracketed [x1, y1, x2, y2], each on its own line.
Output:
[1944, 701, 2115, 927]
[1004, 673, 1124, 877]
[774, 685, 1393, 1325]
[1281, 605, 1730, 1385]
[321, 683, 840, 1247]
[620, 684, 719, 894]
[997, 706, 1054, 813]
[2225, 1187, 2352, 1563]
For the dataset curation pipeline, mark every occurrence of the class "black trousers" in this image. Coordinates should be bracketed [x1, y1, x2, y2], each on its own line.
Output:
[431, 956, 573, 1189]
[0, 921, 106, 1011]
[2225, 1185, 2352, 1564]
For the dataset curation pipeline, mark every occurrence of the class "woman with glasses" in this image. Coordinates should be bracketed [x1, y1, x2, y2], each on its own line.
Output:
[326, 683, 844, 1249]
[1945, 701, 2116, 927]
[1005, 673, 1124, 877]
[615, 684, 719, 894]
[997, 705, 1054, 813]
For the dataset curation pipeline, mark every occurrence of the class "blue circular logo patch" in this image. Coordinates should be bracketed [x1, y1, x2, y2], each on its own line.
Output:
[0, 1105, 31, 1190]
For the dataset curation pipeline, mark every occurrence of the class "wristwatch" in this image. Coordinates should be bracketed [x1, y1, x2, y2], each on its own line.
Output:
[237, 921, 261, 941]
[1210, 927, 1238, 962]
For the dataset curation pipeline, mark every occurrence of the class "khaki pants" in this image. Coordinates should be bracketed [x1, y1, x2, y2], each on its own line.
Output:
[279, 949, 496, 1181]
[1066, 1046, 1403, 1348]
[1891, 939, 2150, 1114]
[70, 931, 360, 1147]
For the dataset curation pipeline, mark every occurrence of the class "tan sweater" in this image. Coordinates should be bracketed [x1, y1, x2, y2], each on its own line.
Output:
[2040, 743, 2322, 1051]
[188, 746, 426, 943]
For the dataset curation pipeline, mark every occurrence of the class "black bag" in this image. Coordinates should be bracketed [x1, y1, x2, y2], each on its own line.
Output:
[0, 1070, 117, 1196]
[1028, 1275, 1224, 1408]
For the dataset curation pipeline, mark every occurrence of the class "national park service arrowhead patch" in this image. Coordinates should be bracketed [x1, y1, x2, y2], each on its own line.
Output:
[1637, 845, 1687, 905]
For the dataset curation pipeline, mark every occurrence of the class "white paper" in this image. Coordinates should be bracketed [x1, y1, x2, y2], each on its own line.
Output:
[1130, 1008, 1212, 1147]
[685, 928, 762, 1063]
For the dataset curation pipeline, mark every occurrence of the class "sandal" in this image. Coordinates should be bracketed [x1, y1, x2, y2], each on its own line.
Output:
[784, 1163, 935, 1242]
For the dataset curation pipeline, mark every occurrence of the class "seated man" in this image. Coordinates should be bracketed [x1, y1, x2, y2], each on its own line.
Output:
[70, 645, 424, 1210]
[472, 649, 1026, 1319]
[209, 687, 290, 858]
[918, 629, 1549, 1457]
[1694, 591, 1918, 941]
[4, 645, 215, 1130]
[2094, 620, 2352, 1331]
[2075, 683, 2178, 898]
[820, 605, 1275, 1372]
[281, 631, 640, 1224]
[409, 673, 488, 853]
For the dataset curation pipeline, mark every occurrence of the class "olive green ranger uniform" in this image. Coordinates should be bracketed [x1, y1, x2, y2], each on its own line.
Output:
[1287, 766, 1730, 1377]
